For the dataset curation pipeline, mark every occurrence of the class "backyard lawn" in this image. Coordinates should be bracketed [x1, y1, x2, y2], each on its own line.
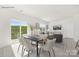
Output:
[11, 26, 27, 39]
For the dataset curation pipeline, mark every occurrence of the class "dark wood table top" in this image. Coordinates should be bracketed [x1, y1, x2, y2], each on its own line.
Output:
[22, 34, 42, 42]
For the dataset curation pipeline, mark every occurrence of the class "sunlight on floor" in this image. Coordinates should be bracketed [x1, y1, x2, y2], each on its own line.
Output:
[11, 38, 79, 57]
[11, 43, 28, 57]
[11, 39, 28, 57]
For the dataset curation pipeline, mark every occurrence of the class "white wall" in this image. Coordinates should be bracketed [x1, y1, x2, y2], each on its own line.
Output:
[49, 18, 74, 39]
[0, 8, 13, 48]
[47, 15, 79, 42]
[0, 8, 47, 48]
[74, 15, 79, 41]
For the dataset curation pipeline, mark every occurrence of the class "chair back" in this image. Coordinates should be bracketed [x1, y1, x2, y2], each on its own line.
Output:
[75, 40, 79, 49]
[17, 34, 24, 45]
[22, 37, 33, 50]
[63, 38, 76, 55]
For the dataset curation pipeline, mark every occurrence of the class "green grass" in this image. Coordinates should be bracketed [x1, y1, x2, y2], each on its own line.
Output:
[11, 26, 27, 39]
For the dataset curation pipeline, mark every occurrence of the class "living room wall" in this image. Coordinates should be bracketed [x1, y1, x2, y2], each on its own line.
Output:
[49, 18, 74, 39]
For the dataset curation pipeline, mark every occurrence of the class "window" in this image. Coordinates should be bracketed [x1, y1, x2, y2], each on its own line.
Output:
[11, 19, 28, 40]
[11, 26, 27, 39]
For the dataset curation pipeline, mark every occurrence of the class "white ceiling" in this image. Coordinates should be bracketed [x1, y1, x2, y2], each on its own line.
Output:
[13, 5, 79, 21]
[1, 5, 79, 22]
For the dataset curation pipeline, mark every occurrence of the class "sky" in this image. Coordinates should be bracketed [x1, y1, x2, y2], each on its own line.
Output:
[10, 19, 28, 26]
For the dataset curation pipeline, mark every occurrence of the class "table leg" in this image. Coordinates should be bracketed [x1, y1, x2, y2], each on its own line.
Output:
[36, 41, 39, 57]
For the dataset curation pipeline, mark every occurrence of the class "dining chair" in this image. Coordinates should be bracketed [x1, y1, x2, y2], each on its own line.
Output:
[17, 34, 25, 56]
[39, 39, 55, 57]
[75, 40, 79, 55]
[63, 38, 77, 56]
[21, 36, 36, 57]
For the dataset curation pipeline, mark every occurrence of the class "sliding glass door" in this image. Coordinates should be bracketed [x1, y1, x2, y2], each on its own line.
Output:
[11, 25, 27, 40]
[11, 19, 28, 40]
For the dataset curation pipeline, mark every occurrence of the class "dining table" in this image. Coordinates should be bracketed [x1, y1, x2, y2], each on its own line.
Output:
[22, 34, 42, 57]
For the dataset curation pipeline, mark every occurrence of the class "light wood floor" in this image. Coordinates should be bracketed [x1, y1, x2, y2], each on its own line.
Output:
[0, 38, 79, 57]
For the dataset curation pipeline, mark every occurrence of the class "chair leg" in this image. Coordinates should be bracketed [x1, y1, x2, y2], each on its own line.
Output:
[75, 41, 78, 48]
[77, 51, 79, 55]
[28, 52, 29, 57]
[21, 46, 24, 57]
[39, 48, 42, 56]
[17, 44, 21, 52]
[48, 51, 51, 57]
[27, 50, 30, 57]
[24, 50, 33, 57]
[52, 48, 56, 57]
